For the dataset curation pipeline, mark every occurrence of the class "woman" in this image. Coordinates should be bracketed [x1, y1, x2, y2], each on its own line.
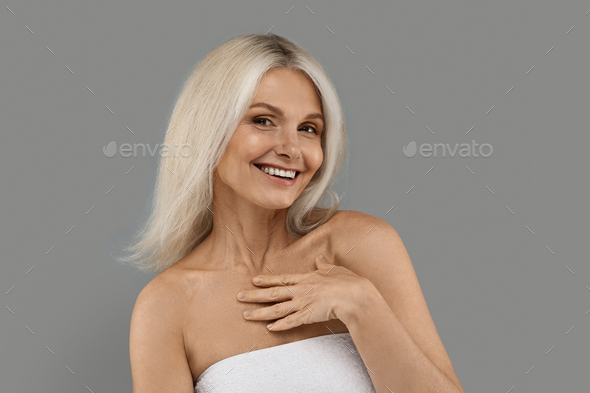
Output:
[123, 33, 465, 393]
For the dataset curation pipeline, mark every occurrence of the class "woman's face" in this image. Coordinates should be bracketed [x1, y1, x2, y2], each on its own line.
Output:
[214, 67, 324, 210]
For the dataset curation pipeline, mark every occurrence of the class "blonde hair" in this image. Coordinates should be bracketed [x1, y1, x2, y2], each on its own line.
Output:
[115, 33, 348, 276]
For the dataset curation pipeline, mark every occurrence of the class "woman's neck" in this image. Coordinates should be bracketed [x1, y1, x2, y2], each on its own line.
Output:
[203, 201, 298, 274]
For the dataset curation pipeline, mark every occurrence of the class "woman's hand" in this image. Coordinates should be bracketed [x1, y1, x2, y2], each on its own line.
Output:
[237, 254, 373, 331]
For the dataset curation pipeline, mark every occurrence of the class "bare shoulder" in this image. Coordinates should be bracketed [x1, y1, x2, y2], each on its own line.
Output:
[329, 209, 390, 228]
[329, 210, 398, 245]
[327, 209, 406, 279]
[129, 267, 195, 391]
[310, 209, 402, 277]
[131, 265, 195, 345]
[306, 209, 385, 233]
[137, 265, 189, 304]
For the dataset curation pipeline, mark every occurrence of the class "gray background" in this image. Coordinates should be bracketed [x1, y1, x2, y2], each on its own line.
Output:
[1, 1, 589, 392]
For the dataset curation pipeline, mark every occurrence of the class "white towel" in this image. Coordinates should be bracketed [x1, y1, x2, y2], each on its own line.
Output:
[194, 332, 376, 392]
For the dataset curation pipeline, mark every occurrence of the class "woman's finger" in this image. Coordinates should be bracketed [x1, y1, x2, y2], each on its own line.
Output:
[252, 272, 308, 286]
[267, 307, 315, 331]
[237, 285, 295, 303]
[243, 300, 298, 322]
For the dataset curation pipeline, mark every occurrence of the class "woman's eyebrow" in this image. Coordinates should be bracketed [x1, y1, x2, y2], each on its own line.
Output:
[249, 102, 323, 121]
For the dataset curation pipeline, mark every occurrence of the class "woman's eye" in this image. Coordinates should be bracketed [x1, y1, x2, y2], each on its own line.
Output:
[253, 117, 318, 134]
[254, 117, 272, 126]
[301, 125, 318, 134]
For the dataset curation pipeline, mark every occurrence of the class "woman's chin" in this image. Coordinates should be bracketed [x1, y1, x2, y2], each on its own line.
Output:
[256, 198, 295, 211]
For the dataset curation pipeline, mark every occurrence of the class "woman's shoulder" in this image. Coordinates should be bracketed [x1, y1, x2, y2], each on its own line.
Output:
[306, 208, 368, 225]
[302, 209, 389, 246]
[136, 269, 181, 307]
[137, 263, 199, 314]
[319, 209, 389, 231]
[323, 210, 398, 255]
[130, 269, 189, 348]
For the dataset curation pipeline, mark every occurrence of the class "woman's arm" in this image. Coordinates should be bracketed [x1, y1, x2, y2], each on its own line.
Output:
[130, 280, 195, 393]
[341, 280, 465, 392]
[335, 211, 466, 393]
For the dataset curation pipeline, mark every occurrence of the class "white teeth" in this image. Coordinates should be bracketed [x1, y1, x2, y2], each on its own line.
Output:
[257, 165, 297, 179]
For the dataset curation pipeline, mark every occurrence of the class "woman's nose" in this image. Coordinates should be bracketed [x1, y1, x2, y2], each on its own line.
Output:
[275, 127, 301, 159]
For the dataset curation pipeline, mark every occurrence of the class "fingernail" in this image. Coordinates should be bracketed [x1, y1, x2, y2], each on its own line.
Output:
[244, 310, 252, 317]
[319, 254, 326, 260]
[238, 292, 246, 299]
[253, 277, 262, 283]
[267, 323, 273, 329]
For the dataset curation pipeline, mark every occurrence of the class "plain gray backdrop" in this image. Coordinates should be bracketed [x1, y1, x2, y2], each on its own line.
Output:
[1, 1, 589, 392]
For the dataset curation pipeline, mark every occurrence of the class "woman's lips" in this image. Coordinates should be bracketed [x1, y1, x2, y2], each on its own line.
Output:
[254, 164, 299, 186]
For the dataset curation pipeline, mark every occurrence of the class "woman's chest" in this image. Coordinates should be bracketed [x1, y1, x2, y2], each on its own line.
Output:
[183, 276, 349, 382]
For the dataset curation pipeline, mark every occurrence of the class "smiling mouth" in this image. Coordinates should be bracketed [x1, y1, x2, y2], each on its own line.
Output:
[254, 164, 300, 180]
